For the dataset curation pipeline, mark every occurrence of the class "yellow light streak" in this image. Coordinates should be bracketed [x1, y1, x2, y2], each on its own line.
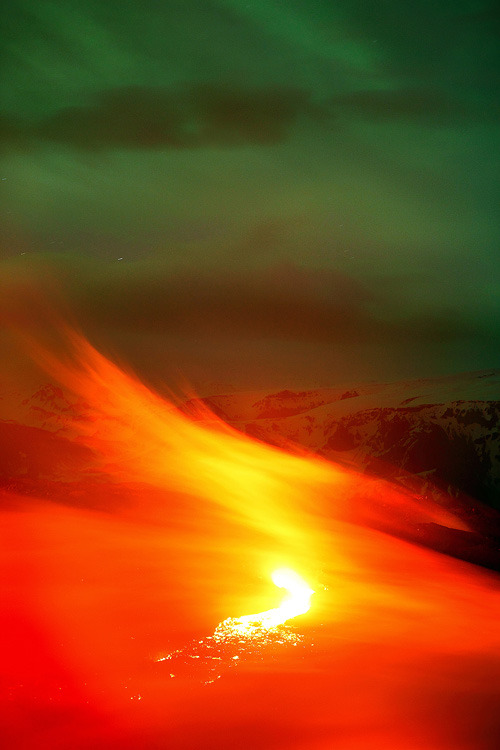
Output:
[217, 567, 315, 636]
[156, 568, 315, 682]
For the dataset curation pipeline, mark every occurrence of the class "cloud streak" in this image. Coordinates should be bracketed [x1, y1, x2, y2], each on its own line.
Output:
[14, 84, 316, 151]
[0, 256, 482, 348]
[329, 87, 479, 124]
[1, 80, 489, 156]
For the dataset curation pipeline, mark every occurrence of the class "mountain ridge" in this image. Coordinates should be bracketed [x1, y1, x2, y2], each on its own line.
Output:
[1, 367, 499, 570]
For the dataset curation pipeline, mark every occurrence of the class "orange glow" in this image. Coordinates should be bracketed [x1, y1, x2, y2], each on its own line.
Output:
[1, 326, 500, 750]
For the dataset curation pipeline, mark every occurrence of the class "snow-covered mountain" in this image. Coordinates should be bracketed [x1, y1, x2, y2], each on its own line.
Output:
[0, 383, 93, 434]
[185, 369, 500, 507]
[178, 369, 500, 569]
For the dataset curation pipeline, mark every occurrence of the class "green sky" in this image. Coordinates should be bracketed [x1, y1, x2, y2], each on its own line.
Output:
[1, 0, 499, 390]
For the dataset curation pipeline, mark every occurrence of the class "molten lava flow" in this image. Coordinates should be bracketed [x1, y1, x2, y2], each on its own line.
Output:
[219, 567, 314, 633]
[156, 568, 315, 683]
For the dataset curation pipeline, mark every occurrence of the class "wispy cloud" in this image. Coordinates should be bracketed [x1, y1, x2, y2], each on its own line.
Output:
[1, 85, 318, 151]
[0, 255, 481, 347]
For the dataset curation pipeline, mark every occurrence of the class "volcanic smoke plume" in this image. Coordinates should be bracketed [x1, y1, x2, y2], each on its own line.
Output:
[1, 327, 500, 750]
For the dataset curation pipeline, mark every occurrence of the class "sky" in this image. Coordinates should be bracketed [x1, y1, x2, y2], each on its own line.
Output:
[1, 0, 499, 392]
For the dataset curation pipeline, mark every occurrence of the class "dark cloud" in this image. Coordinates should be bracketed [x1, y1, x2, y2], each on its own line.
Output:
[0, 113, 30, 151]
[1, 254, 482, 349]
[31, 84, 315, 150]
[46, 259, 479, 348]
[3, 82, 492, 155]
[330, 87, 477, 124]
[80, 263, 376, 343]
[1, 255, 495, 392]
[37, 87, 186, 150]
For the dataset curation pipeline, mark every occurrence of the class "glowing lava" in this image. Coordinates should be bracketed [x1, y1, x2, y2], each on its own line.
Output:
[156, 568, 314, 682]
[218, 567, 314, 634]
